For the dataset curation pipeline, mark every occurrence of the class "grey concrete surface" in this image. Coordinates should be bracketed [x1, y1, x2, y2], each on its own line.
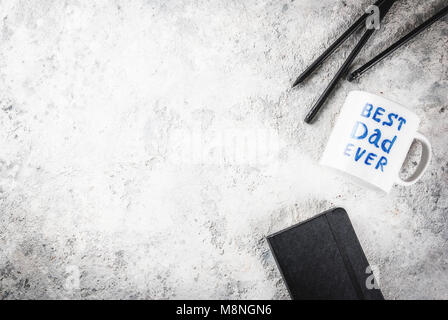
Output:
[0, 0, 447, 299]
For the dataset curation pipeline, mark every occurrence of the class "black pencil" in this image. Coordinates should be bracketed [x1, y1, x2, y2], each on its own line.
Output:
[304, 0, 396, 124]
[292, 0, 387, 88]
[348, 5, 448, 81]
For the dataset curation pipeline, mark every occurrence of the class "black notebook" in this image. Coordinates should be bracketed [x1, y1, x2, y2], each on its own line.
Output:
[267, 207, 384, 300]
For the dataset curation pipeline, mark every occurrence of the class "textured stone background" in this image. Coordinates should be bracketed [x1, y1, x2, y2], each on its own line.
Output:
[0, 0, 447, 299]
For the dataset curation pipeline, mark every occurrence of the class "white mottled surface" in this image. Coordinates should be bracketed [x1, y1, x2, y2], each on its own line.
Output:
[0, 0, 447, 299]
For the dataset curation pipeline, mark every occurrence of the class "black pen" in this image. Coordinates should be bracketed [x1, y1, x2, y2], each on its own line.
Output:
[348, 5, 448, 81]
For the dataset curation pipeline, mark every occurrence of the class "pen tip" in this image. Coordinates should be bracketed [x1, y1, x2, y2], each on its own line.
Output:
[292, 74, 306, 88]
[292, 79, 301, 88]
[347, 72, 357, 82]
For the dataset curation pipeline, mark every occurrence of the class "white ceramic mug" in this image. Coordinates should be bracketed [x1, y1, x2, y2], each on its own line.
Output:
[321, 91, 431, 193]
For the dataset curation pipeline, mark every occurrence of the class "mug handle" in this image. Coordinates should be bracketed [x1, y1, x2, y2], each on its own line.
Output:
[396, 132, 432, 186]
